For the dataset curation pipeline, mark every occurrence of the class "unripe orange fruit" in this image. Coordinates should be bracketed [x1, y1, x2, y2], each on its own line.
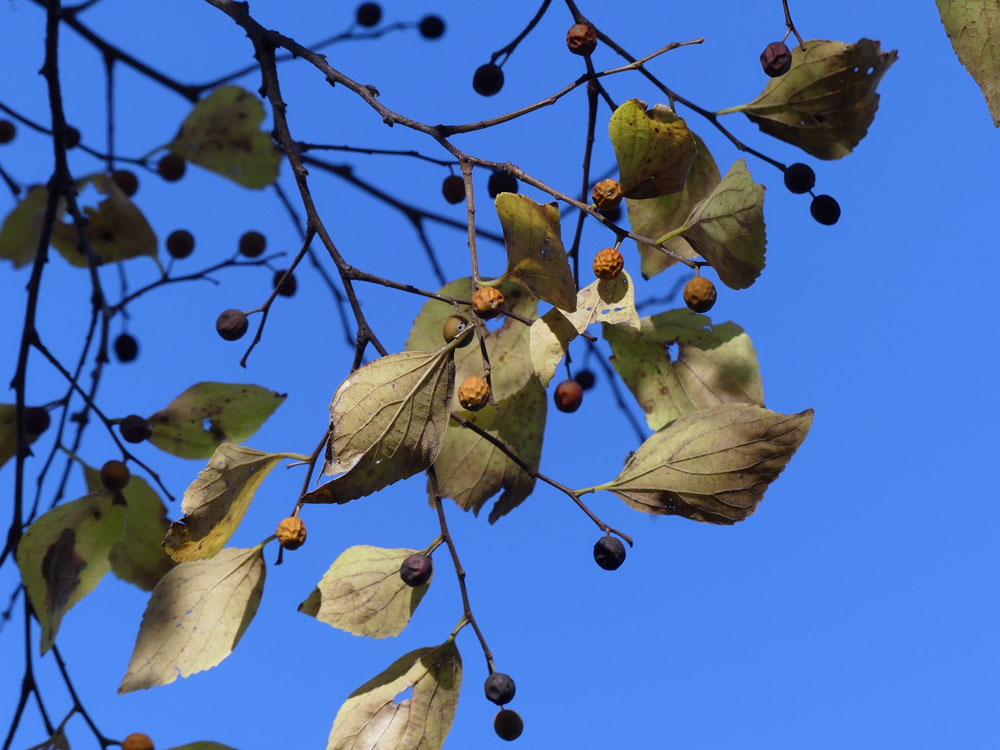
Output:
[457, 376, 490, 411]
[442, 315, 473, 347]
[683, 276, 717, 313]
[592, 179, 622, 212]
[592, 248, 624, 280]
[471, 287, 504, 320]
[276, 516, 307, 550]
[122, 733, 154, 750]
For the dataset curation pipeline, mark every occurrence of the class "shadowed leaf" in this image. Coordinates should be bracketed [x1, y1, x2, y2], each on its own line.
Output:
[0, 186, 66, 268]
[0, 403, 43, 469]
[610, 99, 697, 199]
[937, 1, 1000, 126]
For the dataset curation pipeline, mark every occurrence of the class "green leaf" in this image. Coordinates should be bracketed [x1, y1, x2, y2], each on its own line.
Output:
[937, 1, 1000, 126]
[609, 99, 697, 199]
[627, 133, 720, 280]
[168, 86, 281, 188]
[327, 639, 462, 750]
[146, 382, 286, 459]
[17, 491, 126, 653]
[496, 193, 577, 312]
[166, 743, 237, 750]
[725, 39, 897, 159]
[163, 444, 304, 562]
[303, 349, 455, 504]
[594, 404, 813, 525]
[298, 545, 430, 638]
[0, 403, 44, 469]
[119, 544, 266, 693]
[604, 308, 763, 431]
[0, 186, 65, 268]
[530, 271, 640, 386]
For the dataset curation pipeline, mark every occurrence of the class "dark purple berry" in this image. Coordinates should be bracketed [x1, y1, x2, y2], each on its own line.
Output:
[120, 415, 151, 444]
[783, 163, 815, 194]
[442, 175, 465, 204]
[114, 333, 138, 363]
[216, 309, 249, 341]
[111, 169, 139, 197]
[760, 41, 792, 77]
[0, 120, 16, 144]
[574, 370, 596, 391]
[493, 709, 523, 741]
[419, 15, 445, 39]
[484, 673, 516, 705]
[355, 2, 381, 26]
[25, 407, 50, 435]
[473, 63, 504, 97]
[273, 270, 297, 297]
[239, 230, 266, 258]
[64, 126, 80, 149]
[593, 536, 626, 570]
[488, 171, 518, 198]
[157, 153, 186, 182]
[166, 229, 195, 259]
[810, 194, 841, 225]
[399, 553, 433, 587]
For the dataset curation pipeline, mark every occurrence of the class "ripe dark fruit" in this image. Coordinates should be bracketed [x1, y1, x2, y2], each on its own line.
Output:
[157, 153, 186, 182]
[166, 229, 194, 259]
[566, 23, 598, 56]
[783, 163, 815, 194]
[120, 415, 151, 444]
[273, 270, 297, 297]
[122, 733, 153, 750]
[25, 407, 51, 435]
[355, 2, 381, 26]
[276, 516, 307, 550]
[760, 41, 792, 77]
[399, 553, 433, 587]
[100, 460, 130, 492]
[114, 333, 138, 363]
[442, 315, 473, 347]
[600, 204, 621, 223]
[810, 194, 841, 225]
[238, 230, 266, 258]
[683, 276, 717, 314]
[488, 171, 518, 198]
[484, 672, 516, 706]
[111, 169, 139, 197]
[472, 63, 504, 97]
[0, 119, 17, 144]
[574, 369, 596, 391]
[419, 15, 445, 39]
[593, 536, 626, 570]
[216, 309, 249, 341]
[493, 709, 524, 741]
[64, 126, 80, 149]
[553, 379, 583, 413]
[441, 174, 465, 204]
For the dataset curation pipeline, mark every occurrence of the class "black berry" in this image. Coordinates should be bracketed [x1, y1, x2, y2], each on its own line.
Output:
[810, 194, 841, 225]
[0, 120, 16, 144]
[493, 709, 523, 741]
[273, 270, 297, 297]
[355, 2, 381, 26]
[760, 41, 792, 77]
[120, 415, 151, 444]
[114, 333, 138, 363]
[238, 230, 266, 258]
[111, 169, 139, 197]
[599, 204, 621, 222]
[100, 460, 130, 491]
[441, 175, 465, 204]
[488, 171, 518, 198]
[216, 309, 249, 341]
[25, 407, 51, 435]
[593, 536, 626, 570]
[419, 15, 445, 39]
[166, 229, 195, 259]
[484, 673, 516, 706]
[574, 369, 596, 390]
[64, 126, 81, 149]
[473, 63, 504, 97]
[157, 153, 186, 182]
[399, 553, 433, 587]
[783, 163, 815, 194]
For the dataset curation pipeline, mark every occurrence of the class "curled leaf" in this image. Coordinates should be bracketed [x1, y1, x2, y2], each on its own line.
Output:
[610, 99, 697, 199]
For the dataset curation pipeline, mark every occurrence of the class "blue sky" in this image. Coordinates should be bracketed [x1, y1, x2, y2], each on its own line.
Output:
[1, 1, 998, 748]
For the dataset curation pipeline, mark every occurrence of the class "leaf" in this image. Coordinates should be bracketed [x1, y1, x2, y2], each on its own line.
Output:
[604, 308, 763, 431]
[0, 186, 65, 268]
[0, 403, 43, 469]
[678, 160, 766, 291]
[727, 39, 898, 159]
[596, 403, 813, 525]
[147, 382, 286, 459]
[16, 492, 126, 653]
[609, 99, 697, 199]
[303, 349, 455, 504]
[119, 544, 266, 693]
[163, 444, 304, 562]
[530, 271, 640, 386]
[298, 545, 430, 638]
[327, 639, 462, 750]
[496, 193, 577, 312]
[937, 1, 1000, 126]
[627, 132, 720, 280]
[168, 86, 281, 188]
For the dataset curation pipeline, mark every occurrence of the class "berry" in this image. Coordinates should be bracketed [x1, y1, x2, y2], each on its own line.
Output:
[592, 179, 622, 212]
[399, 553, 433, 587]
[488, 171, 518, 198]
[566, 23, 597, 56]
[783, 163, 815, 194]
[0, 119, 16, 144]
[216, 309, 249, 341]
[64, 126, 80, 149]
[592, 247, 624, 280]
[553, 380, 583, 413]
[111, 169, 139, 197]
[574, 369, 596, 391]
[484, 672, 516, 706]
[457, 376, 490, 411]
[276, 516, 307, 550]
[599, 204, 621, 223]
[100, 460, 130, 492]
[122, 733, 154, 750]
[419, 15, 445, 39]
[472, 63, 504, 97]
[355, 2, 381, 26]
[683, 276, 717, 314]
[273, 270, 297, 297]
[166, 229, 194, 259]
[25, 407, 51, 435]
[442, 315, 473, 347]
[471, 287, 504, 320]
[810, 194, 841, 225]
[593, 536, 626, 570]
[157, 153, 186, 182]
[238, 230, 266, 258]
[114, 333, 138, 363]
[760, 41, 792, 77]
[120, 415, 151, 444]
[493, 709, 524, 741]
[441, 175, 465, 204]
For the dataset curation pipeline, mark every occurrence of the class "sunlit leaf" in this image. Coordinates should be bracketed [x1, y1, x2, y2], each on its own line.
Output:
[168, 86, 281, 188]
[0, 403, 44, 469]
[299, 545, 430, 638]
[937, 1, 1000, 126]
[0, 186, 65, 268]
[119, 544, 266, 693]
[610, 99, 697, 199]
[146, 382, 286, 460]
[327, 639, 462, 750]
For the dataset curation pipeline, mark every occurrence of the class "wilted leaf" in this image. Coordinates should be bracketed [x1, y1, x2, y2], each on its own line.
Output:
[119, 544, 266, 693]
[169, 86, 281, 188]
[303, 349, 455, 504]
[725, 39, 897, 159]
[610, 99, 697, 199]
[937, 1, 1000, 126]
[327, 639, 462, 750]
[496, 193, 577, 312]
[604, 308, 763, 430]
[593, 403, 813, 524]
[0, 186, 65, 268]
[163, 444, 304, 562]
[0, 403, 44, 469]
[530, 271, 640, 386]
[299, 545, 429, 638]
[147, 382, 286, 459]
[17, 492, 126, 653]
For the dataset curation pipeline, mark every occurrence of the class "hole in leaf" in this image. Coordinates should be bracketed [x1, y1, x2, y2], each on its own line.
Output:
[394, 686, 414, 705]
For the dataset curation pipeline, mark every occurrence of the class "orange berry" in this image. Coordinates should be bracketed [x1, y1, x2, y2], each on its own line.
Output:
[122, 733, 154, 750]
[592, 248, 624, 280]
[592, 179, 622, 212]
[683, 276, 717, 313]
[471, 287, 504, 320]
[457, 376, 490, 411]
[276, 516, 307, 550]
